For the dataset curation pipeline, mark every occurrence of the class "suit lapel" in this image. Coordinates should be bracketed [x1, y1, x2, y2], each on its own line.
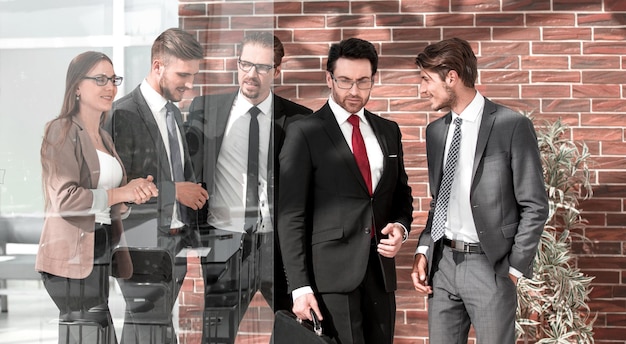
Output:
[472, 99, 496, 182]
[131, 88, 172, 181]
[73, 119, 100, 188]
[319, 103, 371, 195]
[365, 111, 388, 195]
[431, 113, 452, 193]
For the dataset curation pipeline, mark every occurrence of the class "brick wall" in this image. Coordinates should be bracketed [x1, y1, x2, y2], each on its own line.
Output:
[178, 1, 626, 343]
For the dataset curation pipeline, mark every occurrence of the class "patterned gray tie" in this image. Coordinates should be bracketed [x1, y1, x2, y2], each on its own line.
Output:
[431, 116, 462, 242]
[165, 102, 187, 223]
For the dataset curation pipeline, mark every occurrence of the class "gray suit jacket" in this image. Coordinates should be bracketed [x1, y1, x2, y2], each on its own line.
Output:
[418, 97, 548, 280]
[106, 86, 196, 234]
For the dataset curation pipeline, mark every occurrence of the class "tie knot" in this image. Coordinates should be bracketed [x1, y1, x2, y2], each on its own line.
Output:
[348, 114, 360, 128]
[165, 102, 176, 115]
[249, 106, 261, 118]
[454, 116, 462, 126]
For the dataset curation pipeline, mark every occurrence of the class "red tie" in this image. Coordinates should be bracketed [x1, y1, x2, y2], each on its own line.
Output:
[348, 115, 372, 196]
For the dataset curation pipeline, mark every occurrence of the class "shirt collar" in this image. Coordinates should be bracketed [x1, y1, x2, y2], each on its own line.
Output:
[328, 94, 365, 125]
[234, 90, 273, 117]
[140, 79, 169, 115]
[455, 90, 484, 123]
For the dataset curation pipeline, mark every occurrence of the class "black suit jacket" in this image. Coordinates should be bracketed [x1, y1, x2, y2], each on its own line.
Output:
[418, 97, 549, 280]
[278, 102, 413, 294]
[106, 85, 197, 234]
[185, 91, 313, 224]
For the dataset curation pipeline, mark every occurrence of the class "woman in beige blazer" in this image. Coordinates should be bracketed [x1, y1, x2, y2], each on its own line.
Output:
[36, 51, 158, 343]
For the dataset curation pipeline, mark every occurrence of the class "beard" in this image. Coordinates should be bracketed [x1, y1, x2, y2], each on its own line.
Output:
[240, 76, 262, 100]
[332, 89, 369, 114]
[159, 76, 184, 102]
[432, 84, 457, 112]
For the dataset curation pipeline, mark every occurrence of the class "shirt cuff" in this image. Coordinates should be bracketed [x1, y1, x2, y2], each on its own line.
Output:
[396, 222, 409, 243]
[509, 266, 523, 278]
[415, 245, 429, 256]
[291, 286, 314, 302]
[90, 189, 108, 214]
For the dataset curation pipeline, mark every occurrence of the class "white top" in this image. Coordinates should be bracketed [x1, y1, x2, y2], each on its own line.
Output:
[94, 149, 123, 225]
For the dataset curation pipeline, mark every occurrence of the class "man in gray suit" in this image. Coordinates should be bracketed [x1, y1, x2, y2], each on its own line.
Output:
[410, 38, 548, 344]
[108, 28, 208, 343]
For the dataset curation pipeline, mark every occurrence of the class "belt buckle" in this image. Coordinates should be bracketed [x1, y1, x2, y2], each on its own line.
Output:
[451, 239, 465, 252]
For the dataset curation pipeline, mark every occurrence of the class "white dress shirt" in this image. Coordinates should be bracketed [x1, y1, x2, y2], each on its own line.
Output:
[140, 80, 185, 229]
[208, 91, 272, 233]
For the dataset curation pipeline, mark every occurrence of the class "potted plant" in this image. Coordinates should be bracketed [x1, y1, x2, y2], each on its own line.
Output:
[515, 118, 596, 343]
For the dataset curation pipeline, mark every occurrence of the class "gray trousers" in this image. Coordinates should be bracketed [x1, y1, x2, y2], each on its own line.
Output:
[428, 245, 517, 344]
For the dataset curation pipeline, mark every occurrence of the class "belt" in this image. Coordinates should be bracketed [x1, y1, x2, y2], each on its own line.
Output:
[442, 238, 484, 254]
[169, 227, 186, 236]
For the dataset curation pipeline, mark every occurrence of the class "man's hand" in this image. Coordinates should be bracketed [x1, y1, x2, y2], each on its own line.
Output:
[175, 182, 208, 210]
[377, 223, 404, 258]
[293, 293, 323, 322]
[411, 253, 433, 294]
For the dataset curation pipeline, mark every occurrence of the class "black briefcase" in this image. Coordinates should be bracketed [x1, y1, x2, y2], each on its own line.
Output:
[272, 309, 334, 344]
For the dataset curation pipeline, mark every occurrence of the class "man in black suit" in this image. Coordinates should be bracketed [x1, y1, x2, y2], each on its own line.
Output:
[410, 38, 549, 344]
[107, 28, 208, 343]
[278, 38, 413, 344]
[185, 32, 312, 315]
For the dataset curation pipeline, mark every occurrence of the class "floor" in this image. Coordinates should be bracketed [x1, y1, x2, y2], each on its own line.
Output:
[0, 279, 273, 344]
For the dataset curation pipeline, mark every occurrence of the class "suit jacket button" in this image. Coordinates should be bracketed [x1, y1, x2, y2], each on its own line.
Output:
[364, 228, 371, 235]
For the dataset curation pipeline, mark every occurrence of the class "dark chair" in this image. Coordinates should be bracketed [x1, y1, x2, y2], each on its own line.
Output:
[115, 247, 176, 344]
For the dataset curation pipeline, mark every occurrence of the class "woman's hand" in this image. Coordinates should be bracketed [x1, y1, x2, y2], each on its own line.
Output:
[125, 175, 158, 204]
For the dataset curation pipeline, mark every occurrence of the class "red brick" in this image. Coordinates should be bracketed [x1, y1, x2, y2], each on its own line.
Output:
[352, 1, 400, 14]
[207, 2, 252, 16]
[482, 42, 530, 55]
[522, 85, 570, 98]
[479, 55, 519, 69]
[554, 0, 602, 11]
[585, 42, 626, 55]
[271, 1, 306, 15]
[401, 0, 448, 13]
[593, 100, 626, 113]
[277, 15, 325, 28]
[532, 71, 580, 83]
[344, 28, 392, 42]
[481, 71, 529, 84]
[426, 13, 474, 27]
[179, 3, 206, 17]
[452, 0, 500, 11]
[532, 41, 581, 54]
[493, 27, 541, 40]
[476, 85, 520, 98]
[602, 142, 626, 155]
[543, 27, 592, 40]
[579, 13, 626, 26]
[521, 56, 569, 70]
[572, 85, 621, 98]
[573, 56, 621, 70]
[303, 1, 349, 13]
[393, 28, 441, 42]
[527, 13, 576, 26]
[327, 15, 375, 28]
[476, 13, 524, 27]
[375, 14, 424, 28]
[594, 27, 626, 40]
[502, 0, 550, 11]
[606, 0, 626, 11]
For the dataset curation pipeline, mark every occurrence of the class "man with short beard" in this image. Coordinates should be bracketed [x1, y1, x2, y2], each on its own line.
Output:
[184, 31, 312, 339]
[107, 28, 208, 343]
[277, 37, 413, 344]
[411, 38, 548, 344]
